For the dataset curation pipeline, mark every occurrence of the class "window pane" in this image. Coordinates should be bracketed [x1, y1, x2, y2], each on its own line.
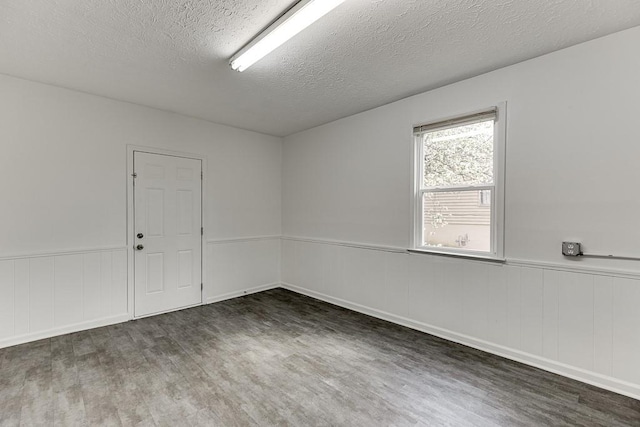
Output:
[423, 119, 494, 187]
[422, 190, 491, 252]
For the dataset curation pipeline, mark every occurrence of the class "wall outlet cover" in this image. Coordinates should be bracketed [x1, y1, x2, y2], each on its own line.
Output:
[562, 242, 582, 256]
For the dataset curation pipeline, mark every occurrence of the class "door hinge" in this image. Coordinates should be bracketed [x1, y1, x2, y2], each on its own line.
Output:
[201, 283, 203, 291]
[132, 172, 137, 178]
[201, 171, 203, 180]
[201, 227, 204, 236]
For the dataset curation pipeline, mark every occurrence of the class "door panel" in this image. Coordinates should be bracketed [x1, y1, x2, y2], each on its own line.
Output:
[146, 253, 164, 293]
[177, 190, 193, 235]
[177, 250, 193, 288]
[134, 152, 202, 317]
[147, 189, 165, 237]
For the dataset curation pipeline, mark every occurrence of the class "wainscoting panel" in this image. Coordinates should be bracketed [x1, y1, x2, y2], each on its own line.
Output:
[206, 237, 281, 303]
[281, 237, 640, 399]
[0, 248, 128, 349]
[612, 278, 640, 385]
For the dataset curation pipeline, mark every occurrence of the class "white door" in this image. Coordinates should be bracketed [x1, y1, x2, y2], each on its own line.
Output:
[133, 151, 202, 317]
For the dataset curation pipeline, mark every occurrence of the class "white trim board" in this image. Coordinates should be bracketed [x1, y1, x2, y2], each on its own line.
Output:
[279, 282, 640, 401]
[0, 246, 127, 261]
[206, 283, 280, 304]
[1, 275, 637, 401]
[281, 236, 406, 254]
[207, 236, 281, 245]
[506, 258, 640, 280]
[0, 281, 281, 349]
[0, 314, 130, 350]
[282, 236, 640, 279]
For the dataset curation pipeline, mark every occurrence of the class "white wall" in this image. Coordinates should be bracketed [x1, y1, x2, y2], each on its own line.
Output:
[281, 26, 640, 398]
[0, 74, 282, 347]
[283, 26, 640, 268]
[2, 23, 639, 400]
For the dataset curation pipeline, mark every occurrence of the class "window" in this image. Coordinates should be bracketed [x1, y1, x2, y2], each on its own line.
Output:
[412, 105, 505, 259]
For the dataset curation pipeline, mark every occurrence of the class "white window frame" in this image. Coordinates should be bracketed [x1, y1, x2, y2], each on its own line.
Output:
[410, 102, 506, 261]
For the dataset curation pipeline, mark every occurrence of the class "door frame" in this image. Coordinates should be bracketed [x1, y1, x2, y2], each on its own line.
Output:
[126, 145, 207, 320]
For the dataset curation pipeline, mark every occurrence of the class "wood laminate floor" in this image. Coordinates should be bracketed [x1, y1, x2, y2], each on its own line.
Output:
[1, 289, 639, 426]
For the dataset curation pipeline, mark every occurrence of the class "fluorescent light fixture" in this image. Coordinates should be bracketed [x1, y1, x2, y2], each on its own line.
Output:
[230, 0, 346, 72]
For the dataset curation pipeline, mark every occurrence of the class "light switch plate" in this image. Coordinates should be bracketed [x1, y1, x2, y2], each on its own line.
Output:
[562, 242, 582, 256]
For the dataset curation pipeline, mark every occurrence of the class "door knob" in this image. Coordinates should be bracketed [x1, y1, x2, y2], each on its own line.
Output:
[137, 233, 144, 239]
[136, 244, 144, 251]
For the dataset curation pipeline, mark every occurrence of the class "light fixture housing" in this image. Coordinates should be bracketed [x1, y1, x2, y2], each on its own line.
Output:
[230, 0, 346, 72]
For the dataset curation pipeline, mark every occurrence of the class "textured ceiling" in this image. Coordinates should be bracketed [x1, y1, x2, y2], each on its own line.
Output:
[1, 0, 640, 136]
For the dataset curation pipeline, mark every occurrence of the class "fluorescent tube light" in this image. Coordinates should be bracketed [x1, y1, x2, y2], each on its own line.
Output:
[230, 0, 346, 72]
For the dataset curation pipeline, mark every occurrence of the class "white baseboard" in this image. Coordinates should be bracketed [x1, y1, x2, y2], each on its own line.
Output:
[0, 284, 281, 349]
[205, 283, 280, 304]
[0, 313, 131, 350]
[4, 281, 638, 401]
[280, 282, 640, 401]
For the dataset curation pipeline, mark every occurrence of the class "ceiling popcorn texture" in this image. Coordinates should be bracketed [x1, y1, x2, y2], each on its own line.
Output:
[1, 0, 639, 136]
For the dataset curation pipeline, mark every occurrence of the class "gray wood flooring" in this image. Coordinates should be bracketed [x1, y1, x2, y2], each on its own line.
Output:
[1, 288, 639, 426]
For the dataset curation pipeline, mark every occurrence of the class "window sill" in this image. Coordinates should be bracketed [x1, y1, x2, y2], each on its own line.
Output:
[407, 248, 506, 263]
